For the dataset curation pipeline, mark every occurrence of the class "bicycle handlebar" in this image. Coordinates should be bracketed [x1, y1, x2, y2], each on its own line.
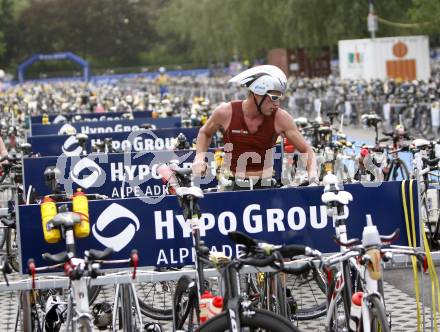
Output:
[28, 248, 140, 287]
[278, 244, 307, 258]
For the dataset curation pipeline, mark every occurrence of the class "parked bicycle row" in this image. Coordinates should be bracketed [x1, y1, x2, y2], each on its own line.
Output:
[0, 65, 439, 331]
[3, 74, 440, 137]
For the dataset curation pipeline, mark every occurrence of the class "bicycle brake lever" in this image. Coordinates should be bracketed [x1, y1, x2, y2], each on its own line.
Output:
[380, 228, 400, 244]
[130, 249, 139, 280]
[332, 235, 361, 247]
[28, 259, 36, 289]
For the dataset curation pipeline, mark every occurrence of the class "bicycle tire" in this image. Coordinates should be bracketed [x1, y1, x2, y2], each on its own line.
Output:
[173, 274, 198, 331]
[88, 285, 101, 305]
[137, 281, 175, 320]
[430, 212, 440, 250]
[391, 159, 409, 181]
[195, 308, 301, 332]
[76, 317, 93, 332]
[0, 226, 6, 249]
[6, 227, 19, 272]
[369, 295, 390, 332]
[292, 265, 328, 321]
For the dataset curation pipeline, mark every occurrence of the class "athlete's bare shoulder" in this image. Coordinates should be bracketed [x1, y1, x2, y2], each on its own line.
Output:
[211, 101, 233, 130]
[274, 107, 295, 133]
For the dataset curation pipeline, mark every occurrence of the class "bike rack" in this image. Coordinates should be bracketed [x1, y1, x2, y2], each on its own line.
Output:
[1, 252, 439, 292]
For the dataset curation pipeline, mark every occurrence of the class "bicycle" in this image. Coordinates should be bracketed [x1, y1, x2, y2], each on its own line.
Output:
[411, 138, 440, 249]
[193, 231, 322, 332]
[321, 174, 427, 331]
[26, 203, 140, 331]
[323, 216, 426, 332]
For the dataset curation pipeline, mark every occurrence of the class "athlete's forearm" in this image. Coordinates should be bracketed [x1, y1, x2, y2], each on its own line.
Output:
[306, 147, 317, 180]
[194, 130, 212, 163]
[0, 138, 7, 157]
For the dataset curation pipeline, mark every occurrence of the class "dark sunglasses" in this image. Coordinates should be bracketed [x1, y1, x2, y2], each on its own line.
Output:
[266, 92, 282, 102]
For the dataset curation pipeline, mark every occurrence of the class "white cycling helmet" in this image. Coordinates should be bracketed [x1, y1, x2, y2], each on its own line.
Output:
[229, 65, 287, 95]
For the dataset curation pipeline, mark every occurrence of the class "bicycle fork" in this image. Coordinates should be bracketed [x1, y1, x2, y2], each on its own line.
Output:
[66, 278, 93, 331]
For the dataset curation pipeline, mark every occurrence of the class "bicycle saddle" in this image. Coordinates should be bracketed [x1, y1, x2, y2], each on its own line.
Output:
[49, 212, 81, 228]
[321, 190, 353, 205]
[175, 186, 204, 198]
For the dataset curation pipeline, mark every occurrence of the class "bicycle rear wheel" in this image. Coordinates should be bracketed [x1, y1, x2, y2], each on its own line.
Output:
[195, 308, 301, 332]
[136, 280, 175, 320]
[290, 265, 328, 321]
[173, 274, 199, 331]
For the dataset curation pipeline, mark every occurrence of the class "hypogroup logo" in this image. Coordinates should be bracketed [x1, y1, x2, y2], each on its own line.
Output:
[92, 203, 141, 252]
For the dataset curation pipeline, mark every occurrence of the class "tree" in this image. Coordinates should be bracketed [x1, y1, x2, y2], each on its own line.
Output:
[409, 0, 440, 41]
[0, 0, 16, 66]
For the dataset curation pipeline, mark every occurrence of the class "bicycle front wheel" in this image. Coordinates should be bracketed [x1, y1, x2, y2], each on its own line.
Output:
[369, 295, 390, 332]
[195, 308, 301, 332]
[76, 317, 93, 332]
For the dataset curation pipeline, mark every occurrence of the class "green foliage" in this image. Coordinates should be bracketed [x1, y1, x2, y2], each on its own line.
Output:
[409, 0, 440, 38]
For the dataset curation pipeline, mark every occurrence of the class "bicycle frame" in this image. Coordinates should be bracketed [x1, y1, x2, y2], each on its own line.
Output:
[65, 277, 93, 330]
[325, 251, 383, 332]
[219, 254, 268, 331]
[327, 198, 354, 324]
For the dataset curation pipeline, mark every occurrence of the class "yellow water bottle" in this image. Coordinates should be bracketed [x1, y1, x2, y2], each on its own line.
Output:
[40, 196, 60, 243]
[42, 113, 49, 125]
[72, 188, 90, 238]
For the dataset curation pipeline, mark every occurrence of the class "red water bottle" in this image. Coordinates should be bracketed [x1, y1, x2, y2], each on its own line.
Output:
[199, 291, 214, 323]
[349, 292, 363, 331]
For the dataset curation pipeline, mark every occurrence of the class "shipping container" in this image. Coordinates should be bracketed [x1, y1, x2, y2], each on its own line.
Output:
[338, 35, 430, 81]
[267, 48, 330, 77]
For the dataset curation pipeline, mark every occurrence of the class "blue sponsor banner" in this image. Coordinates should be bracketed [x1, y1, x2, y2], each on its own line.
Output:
[31, 117, 181, 136]
[23, 146, 282, 198]
[30, 110, 152, 124]
[28, 128, 201, 157]
[23, 150, 205, 199]
[17, 181, 419, 274]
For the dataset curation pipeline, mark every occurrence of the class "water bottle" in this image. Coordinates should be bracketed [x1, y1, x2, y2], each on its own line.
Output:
[362, 215, 380, 247]
[72, 188, 90, 238]
[42, 114, 50, 125]
[40, 196, 60, 243]
[199, 291, 214, 323]
[207, 296, 223, 319]
[349, 292, 363, 331]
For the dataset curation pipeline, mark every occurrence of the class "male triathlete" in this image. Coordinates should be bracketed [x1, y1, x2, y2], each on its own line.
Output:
[193, 65, 316, 190]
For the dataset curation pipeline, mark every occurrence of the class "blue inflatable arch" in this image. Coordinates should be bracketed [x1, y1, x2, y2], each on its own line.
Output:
[18, 52, 90, 83]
